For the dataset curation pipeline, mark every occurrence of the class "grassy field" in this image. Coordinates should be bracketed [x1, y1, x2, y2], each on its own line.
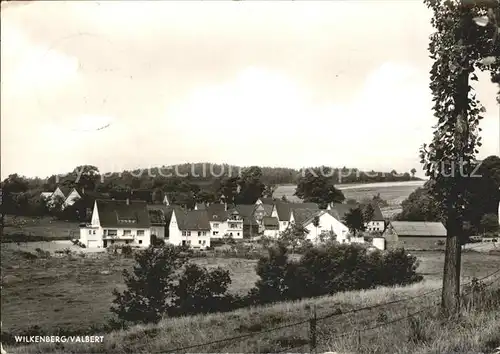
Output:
[274, 181, 426, 217]
[1, 243, 499, 343]
[8, 276, 500, 354]
[2, 215, 79, 241]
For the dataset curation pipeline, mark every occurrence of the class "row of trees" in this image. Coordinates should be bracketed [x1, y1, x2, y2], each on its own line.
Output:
[111, 242, 422, 325]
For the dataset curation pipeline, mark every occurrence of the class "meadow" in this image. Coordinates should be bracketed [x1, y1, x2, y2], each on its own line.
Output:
[2, 243, 499, 347]
[274, 180, 426, 217]
[2, 215, 79, 241]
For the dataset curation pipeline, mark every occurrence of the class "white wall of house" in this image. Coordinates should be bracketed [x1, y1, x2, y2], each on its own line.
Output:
[272, 207, 292, 232]
[366, 221, 385, 232]
[210, 220, 227, 238]
[304, 212, 350, 243]
[168, 211, 210, 249]
[53, 187, 66, 200]
[103, 227, 151, 248]
[65, 189, 81, 206]
[79, 202, 150, 248]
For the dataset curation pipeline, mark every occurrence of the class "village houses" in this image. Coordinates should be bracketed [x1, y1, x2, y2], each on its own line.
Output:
[78, 190, 388, 250]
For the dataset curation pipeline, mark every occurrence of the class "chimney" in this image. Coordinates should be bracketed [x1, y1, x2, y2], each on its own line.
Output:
[224, 202, 227, 211]
[126, 198, 129, 205]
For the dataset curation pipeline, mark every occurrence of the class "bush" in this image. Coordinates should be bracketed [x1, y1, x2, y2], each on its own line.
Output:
[250, 243, 422, 304]
[111, 244, 236, 324]
[121, 245, 133, 258]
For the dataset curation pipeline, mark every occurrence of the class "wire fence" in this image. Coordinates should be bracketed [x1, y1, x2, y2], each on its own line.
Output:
[163, 267, 500, 353]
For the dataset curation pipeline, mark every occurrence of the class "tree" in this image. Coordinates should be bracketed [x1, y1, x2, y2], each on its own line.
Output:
[362, 203, 375, 223]
[72, 165, 100, 191]
[294, 168, 345, 208]
[420, 0, 500, 315]
[480, 213, 499, 234]
[172, 264, 232, 316]
[397, 184, 445, 222]
[263, 184, 276, 198]
[411, 168, 417, 178]
[235, 166, 266, 204]
[217, 177, 239, 205]
[278, 222, 309, 252]
[111, 245, 189, 324]
[343, 207, 365, 237]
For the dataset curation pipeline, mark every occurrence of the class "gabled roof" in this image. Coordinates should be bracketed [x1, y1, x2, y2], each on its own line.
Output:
[234, 204, 256, 217]
[55, 186, 71, 197]
[174, 209, 211, 231]
[207, 203, 228, 221]
[329, 203, 358, 221]
[262, 216, 279, 228]
[263, 204, 274, 217]
[388, 221, 447, 237]
[274, 202, 320, 221]
[359, 203, 384, 221]
[96, 199, 150, 228]
[258, 197, 275, 205]
[293, 208, 322, 225]
[329, 202, 384, 222]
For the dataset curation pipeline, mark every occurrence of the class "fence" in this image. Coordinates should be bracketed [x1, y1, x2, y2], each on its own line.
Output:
[163, 268, 500, 353]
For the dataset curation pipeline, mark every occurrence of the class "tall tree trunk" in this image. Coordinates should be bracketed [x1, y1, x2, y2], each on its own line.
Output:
[441, 50, 469, 315]
[441, 207, 462, 315]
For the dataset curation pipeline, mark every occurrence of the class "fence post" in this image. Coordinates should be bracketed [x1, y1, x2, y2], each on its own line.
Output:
[309, 305, 317, 354]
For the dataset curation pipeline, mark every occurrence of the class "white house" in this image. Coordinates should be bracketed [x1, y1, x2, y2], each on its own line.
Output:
[41, 186, 70, 208]
[291, 209, 350, 244]
[168, 209, 211, 249]
[329, 202, 385, 234]
[262, 216, 280, 238]
[271, 202, 320, 233]
[206, 203, 244, 239]
[79, 199, 151, 248]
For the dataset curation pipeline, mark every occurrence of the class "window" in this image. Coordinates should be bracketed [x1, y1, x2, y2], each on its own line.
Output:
[182, 231, 186, 236]
[202, 240, 206, 245]
[124, 230, 131, 236]
[237, 233, 240, 236]
[103, 230, 107, 236]
[230, 223, 238, 229]
[182, 240, 186, 246]
[213, 223, 219, 228]
[187, 231, 191, 236]
[125, 241, 129, 244]
[88, 230, 92, 235]
[186, 240, 191, 245]
[108, 230, 117, 236]
[111, 240, 115, 245]
[213, 231, 218, 236]
[93, 230, 96, 235]
[137, 230, 145, 236]
[202, 231, 207, 236]
[138, 240, 142, 244]
[199, 240, 202, 245]
[198, 231, 201, 236]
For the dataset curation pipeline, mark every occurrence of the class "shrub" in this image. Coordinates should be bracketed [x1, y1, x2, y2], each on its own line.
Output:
[172, 264, 233, 316]
[250, 243, 422, 304]
[111, 244, 190, 324]
[121, 245, 133, 258]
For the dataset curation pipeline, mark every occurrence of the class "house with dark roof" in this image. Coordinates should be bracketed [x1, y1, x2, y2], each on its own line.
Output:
[168, 209, 212, 249]
[40, 185, 71, 208]
[79, 199, 152, 248]
[328, 202, 386, 233]
[271, 201, 320, 232]
[205, 203, 244, 239]
[382, 221, 447, 250]
[262, 216, 280, 238]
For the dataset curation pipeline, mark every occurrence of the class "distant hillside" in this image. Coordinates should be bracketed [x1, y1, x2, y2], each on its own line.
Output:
[113, 163, 422, 187]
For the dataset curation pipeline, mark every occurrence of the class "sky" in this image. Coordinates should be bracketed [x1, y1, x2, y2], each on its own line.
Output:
[1, 0, 499, 180]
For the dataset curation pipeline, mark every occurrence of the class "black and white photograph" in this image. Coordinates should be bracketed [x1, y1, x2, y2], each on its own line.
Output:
[1, 0, 499, 353]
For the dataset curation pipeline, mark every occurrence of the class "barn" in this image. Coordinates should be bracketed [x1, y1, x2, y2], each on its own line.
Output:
[383, 221, 447, 250]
